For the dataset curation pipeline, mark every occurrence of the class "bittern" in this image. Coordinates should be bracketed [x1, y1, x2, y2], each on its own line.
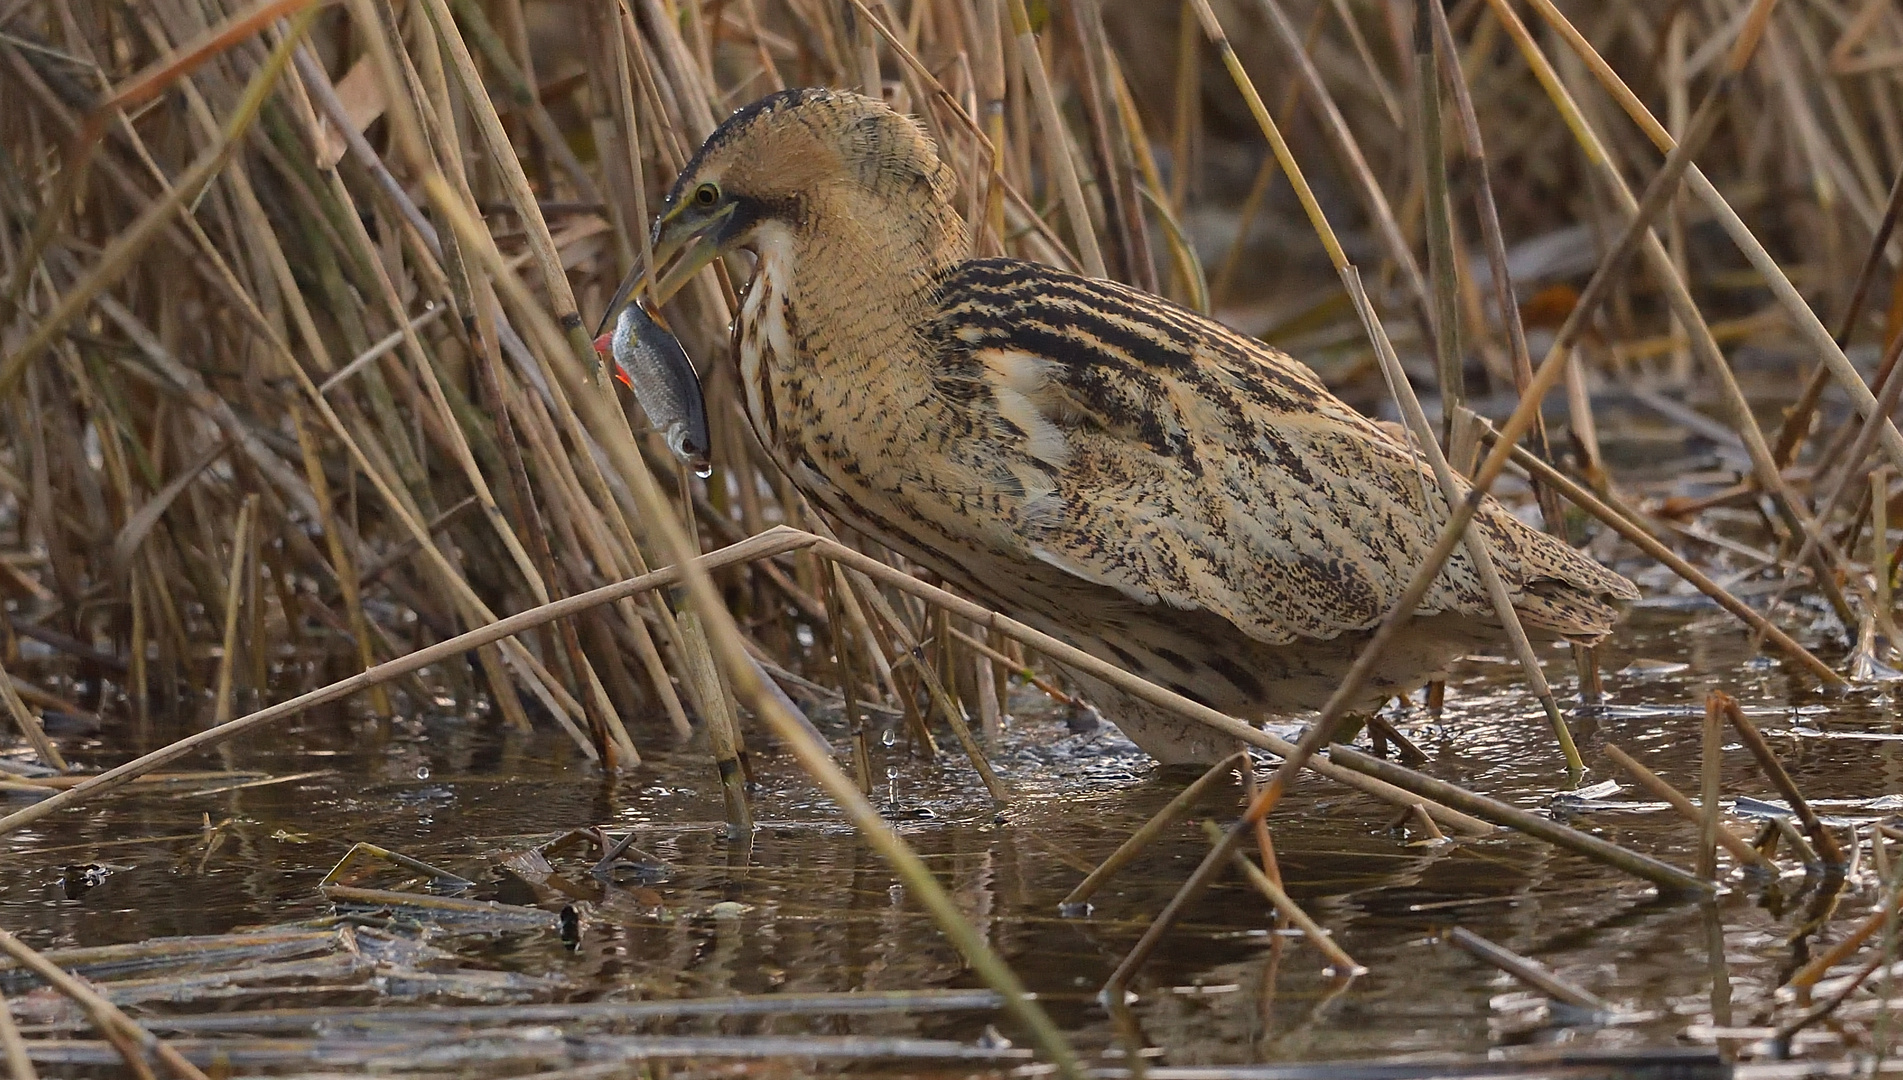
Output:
[604, 88, 1636, 765]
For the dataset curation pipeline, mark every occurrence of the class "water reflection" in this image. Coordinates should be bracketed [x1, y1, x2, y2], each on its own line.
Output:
[0, 607, 1897, 1068]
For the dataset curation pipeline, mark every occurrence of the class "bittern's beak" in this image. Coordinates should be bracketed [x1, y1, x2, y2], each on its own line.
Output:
[647, 199, 738, 307]
[592, 198, 736, 341]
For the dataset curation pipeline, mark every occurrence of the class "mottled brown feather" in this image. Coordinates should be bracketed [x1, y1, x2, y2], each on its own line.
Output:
[659, 88, 1638, 764]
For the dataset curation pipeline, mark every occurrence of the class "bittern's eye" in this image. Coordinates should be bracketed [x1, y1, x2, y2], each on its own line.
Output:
[691, 182, 720, 208]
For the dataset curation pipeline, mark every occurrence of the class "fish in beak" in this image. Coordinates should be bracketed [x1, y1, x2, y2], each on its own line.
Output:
[594, 269, 713, 477]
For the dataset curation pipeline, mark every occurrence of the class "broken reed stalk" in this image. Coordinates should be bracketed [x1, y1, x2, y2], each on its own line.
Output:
[0, 928, 209, 1080]
[123, 990, 1009, 1033]
[1199, 819, 1363, 975]
[1716, 693, 1846, 867]
[1328, 744, 1713, 896]
[322, 842, 472, 890]
[673, 604, 754, 837]
[1699, 693, 1726, 881]
[1442, 927, 1608, 1012]
[1600, 742, 1773, 873]
[1062, 752, 1247, 912]
[318, 885, 557, 920]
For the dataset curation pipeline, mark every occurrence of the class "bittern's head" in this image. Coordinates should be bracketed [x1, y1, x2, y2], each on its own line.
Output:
[644, 88, 963, 304]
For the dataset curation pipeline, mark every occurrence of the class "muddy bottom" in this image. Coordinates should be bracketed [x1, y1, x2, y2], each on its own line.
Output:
[2, 608, 1900, 1074]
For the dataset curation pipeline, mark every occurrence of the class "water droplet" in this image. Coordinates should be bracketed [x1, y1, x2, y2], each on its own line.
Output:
[415, 766, 431, 780]
[885, 766, 899, 780]
[881, 728, 897, 747]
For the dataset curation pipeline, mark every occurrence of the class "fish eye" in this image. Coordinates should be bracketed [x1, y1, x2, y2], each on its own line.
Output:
[691, 182, 720, 208]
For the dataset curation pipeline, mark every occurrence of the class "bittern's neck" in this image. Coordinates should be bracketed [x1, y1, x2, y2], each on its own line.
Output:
[771, 190, 965, 367]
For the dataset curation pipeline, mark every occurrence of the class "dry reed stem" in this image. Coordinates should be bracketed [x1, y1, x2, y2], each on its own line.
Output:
[1105, 0, 1629, 991]
[1347, 269, 1577, 770]
[1717, 692, 1846, 867]
[1062, 752, 1247, 912]
[0, 0, 318, 318]
[1442, 926, 1607, 1012]
[1252, 0, 1434, 347]
[1197, 0, 1578, 768]
[0, 928, 207, 1080]
[1329, 744, 1713, 896]
[945, 626, 1076, 707]
[0, 8, 317, 393]
[1521, 0, 1903, 477]
[1772, 161, 1903, 468]
[0, 528, 820, 839]
[1424, 1, 1561, 532]
[1700, 693, 1726, 882]
[210, 494, 254, 729]
[1414, 1, 1463, 446]
[1004, 0, 1103, 279]
[7, 0, 1898, 1049]
[1201, 819, 1363, 975]
[321, 842, 470, 889]
[1776, 948, 1892, 1046]
[0, 986, 33, 1080]
[1489, 0, 1858, 632]
[1760, 319, 1903, 611]
[834, 560, 1009, 803]
[675, 606, 753, 836]
[1601, 742, 1773, 873]
[0, 654, 63, 772]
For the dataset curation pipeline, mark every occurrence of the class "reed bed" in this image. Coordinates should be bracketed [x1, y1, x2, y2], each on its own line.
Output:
[4, 0, 1903, 1073]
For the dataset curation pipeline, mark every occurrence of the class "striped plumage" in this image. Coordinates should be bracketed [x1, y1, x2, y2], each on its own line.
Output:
[641, 88, 1637, 764]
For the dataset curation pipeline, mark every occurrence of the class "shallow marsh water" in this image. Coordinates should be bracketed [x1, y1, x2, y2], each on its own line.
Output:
[1, 606, 1900, 1074]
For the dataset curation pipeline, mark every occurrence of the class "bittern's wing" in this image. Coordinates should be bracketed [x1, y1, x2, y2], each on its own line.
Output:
[932, 259, 1636, 646]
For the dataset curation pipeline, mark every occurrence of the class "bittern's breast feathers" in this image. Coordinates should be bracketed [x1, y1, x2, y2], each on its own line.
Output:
[927, 259, 1638, 645]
